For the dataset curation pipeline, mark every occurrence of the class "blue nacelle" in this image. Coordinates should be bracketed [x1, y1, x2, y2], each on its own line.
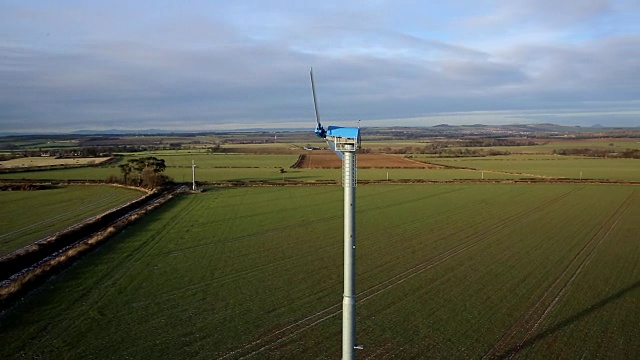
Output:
[326, 126, 360, 142]
[315, 125, 360, 154]
[326, 126, 360, 152]
[315, 125, 360, 143]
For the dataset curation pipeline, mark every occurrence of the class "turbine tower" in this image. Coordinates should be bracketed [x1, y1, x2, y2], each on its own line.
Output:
[310, 67, 361, 359]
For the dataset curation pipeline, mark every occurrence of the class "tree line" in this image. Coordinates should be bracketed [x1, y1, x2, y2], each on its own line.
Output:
[366, 146, 511, 157]
[0, 145, 161, 160]
[553, 148, 640, 159]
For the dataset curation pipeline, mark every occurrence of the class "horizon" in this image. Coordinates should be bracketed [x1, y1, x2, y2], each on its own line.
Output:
[1, 121, 638, 137]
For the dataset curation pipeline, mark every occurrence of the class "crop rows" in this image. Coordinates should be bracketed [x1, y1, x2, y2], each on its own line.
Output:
[0, 185, 144, 257]
[0, 184, 638, 359]
[424, 156, 640, 181]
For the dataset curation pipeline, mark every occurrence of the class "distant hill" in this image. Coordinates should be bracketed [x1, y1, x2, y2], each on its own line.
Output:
[1, 123, 638, 137]
[432, 123, 626, 133]
[71, 129, 174, 135]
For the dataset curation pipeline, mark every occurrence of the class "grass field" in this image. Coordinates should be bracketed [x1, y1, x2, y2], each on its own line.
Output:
[0, 157, 111, 168]
[0, 137, 638, 183]
[364, 138, 640, 155]
[445, 139, 640, 155]
[0, 164, 523, 183]
[0, 153, 301, 182]
[0, 166, 121, 181]
[421, 156, 640, 181]
[131, 153, 299, 169]
[0, 184, 638, 358]
[0, 185, 145, 257]
[6, 152, 639, 182]
[0, 138, 80, 150]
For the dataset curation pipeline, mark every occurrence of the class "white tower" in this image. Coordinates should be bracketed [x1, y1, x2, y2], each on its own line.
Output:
[192, 160, 196, 191]
[310, 68, 362, 359]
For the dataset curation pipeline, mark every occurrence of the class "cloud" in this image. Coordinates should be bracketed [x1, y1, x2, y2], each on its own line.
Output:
[466, 0, 613, 28]
[501, 35, 640, 101]
[0, 1, 638, 132]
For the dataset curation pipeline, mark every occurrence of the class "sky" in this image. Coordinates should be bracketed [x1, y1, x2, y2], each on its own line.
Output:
[1, 0, 639, 133]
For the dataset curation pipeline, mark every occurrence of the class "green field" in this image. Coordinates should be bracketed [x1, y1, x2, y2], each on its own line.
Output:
[0, 165, 525, 183]
[6, 153, 639, 182]
[1, 139, 638, 183]
[0, 167, 121, 181]
[0, 138, 80, 150]
[0, 154, 302, 182]
[445, 139, 640, 155]
[1, 184, 638, 358]
[0, 185, 145, 257]
[131, 153, 299, 169]
[364, 138, 640, 155]
[421, 156, 640, 181]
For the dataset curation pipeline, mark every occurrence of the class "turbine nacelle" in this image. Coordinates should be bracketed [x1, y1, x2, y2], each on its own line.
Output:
[326, 126, 360, 152]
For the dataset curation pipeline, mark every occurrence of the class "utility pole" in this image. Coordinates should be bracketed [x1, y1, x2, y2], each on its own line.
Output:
[192, 160, 196, 191]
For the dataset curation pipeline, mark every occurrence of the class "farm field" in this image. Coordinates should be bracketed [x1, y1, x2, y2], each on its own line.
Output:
[0, 185, 145, 257]
[0, 144, 638, 183]
[3, 154, 638, 182]
[0, 156, 111, 169]
[419, 156, 640, 181]
[294, 152, 442, 169]
[0, 138, 80, 150]
[131, 153, 299, 169]
[529, 138, 640, 152]
[364, 138, 640, 155]
[447, 139, 640, 155]
[0, 154, 524, 182]
[0, 167, 121, 181]
[0, 184, 638, 358]
[168, 167, 522, 183]
[166, 167, 521, 183]
[1, 133, 638, 184]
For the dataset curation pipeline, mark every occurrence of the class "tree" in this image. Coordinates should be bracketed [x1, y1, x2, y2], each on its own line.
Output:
[209, 143, 222, 153]
[119, 156, 168, 188]
[118, 163, 132, 185]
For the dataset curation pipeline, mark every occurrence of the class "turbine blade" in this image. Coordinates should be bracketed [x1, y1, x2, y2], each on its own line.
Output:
[310, 67, 322, 129]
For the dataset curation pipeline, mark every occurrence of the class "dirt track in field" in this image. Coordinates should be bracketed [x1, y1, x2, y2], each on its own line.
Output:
[292, 151, 445, 169]
[219, 188, 590, 359]
[482, 190, 636, 360]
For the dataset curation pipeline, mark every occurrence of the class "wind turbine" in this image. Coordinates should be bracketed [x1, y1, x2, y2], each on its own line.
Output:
[310, 67, 362, 359]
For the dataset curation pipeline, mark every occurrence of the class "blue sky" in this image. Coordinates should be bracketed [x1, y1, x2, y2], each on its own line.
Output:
[1, 0, 638, 132]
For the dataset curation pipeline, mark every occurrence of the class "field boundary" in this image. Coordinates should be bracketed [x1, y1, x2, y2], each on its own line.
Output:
[0, 157, 117, 174]
[292, 153, 443, 169]
[3, 178, 640, 189]
[414, 159, 561, 179]
[290, 154, 304, 168]
[0, 185, 186, 309]
[201, 179, 640, 187]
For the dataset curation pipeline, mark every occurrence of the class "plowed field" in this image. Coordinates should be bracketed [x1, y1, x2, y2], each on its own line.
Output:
[293, 151, 443, 169]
